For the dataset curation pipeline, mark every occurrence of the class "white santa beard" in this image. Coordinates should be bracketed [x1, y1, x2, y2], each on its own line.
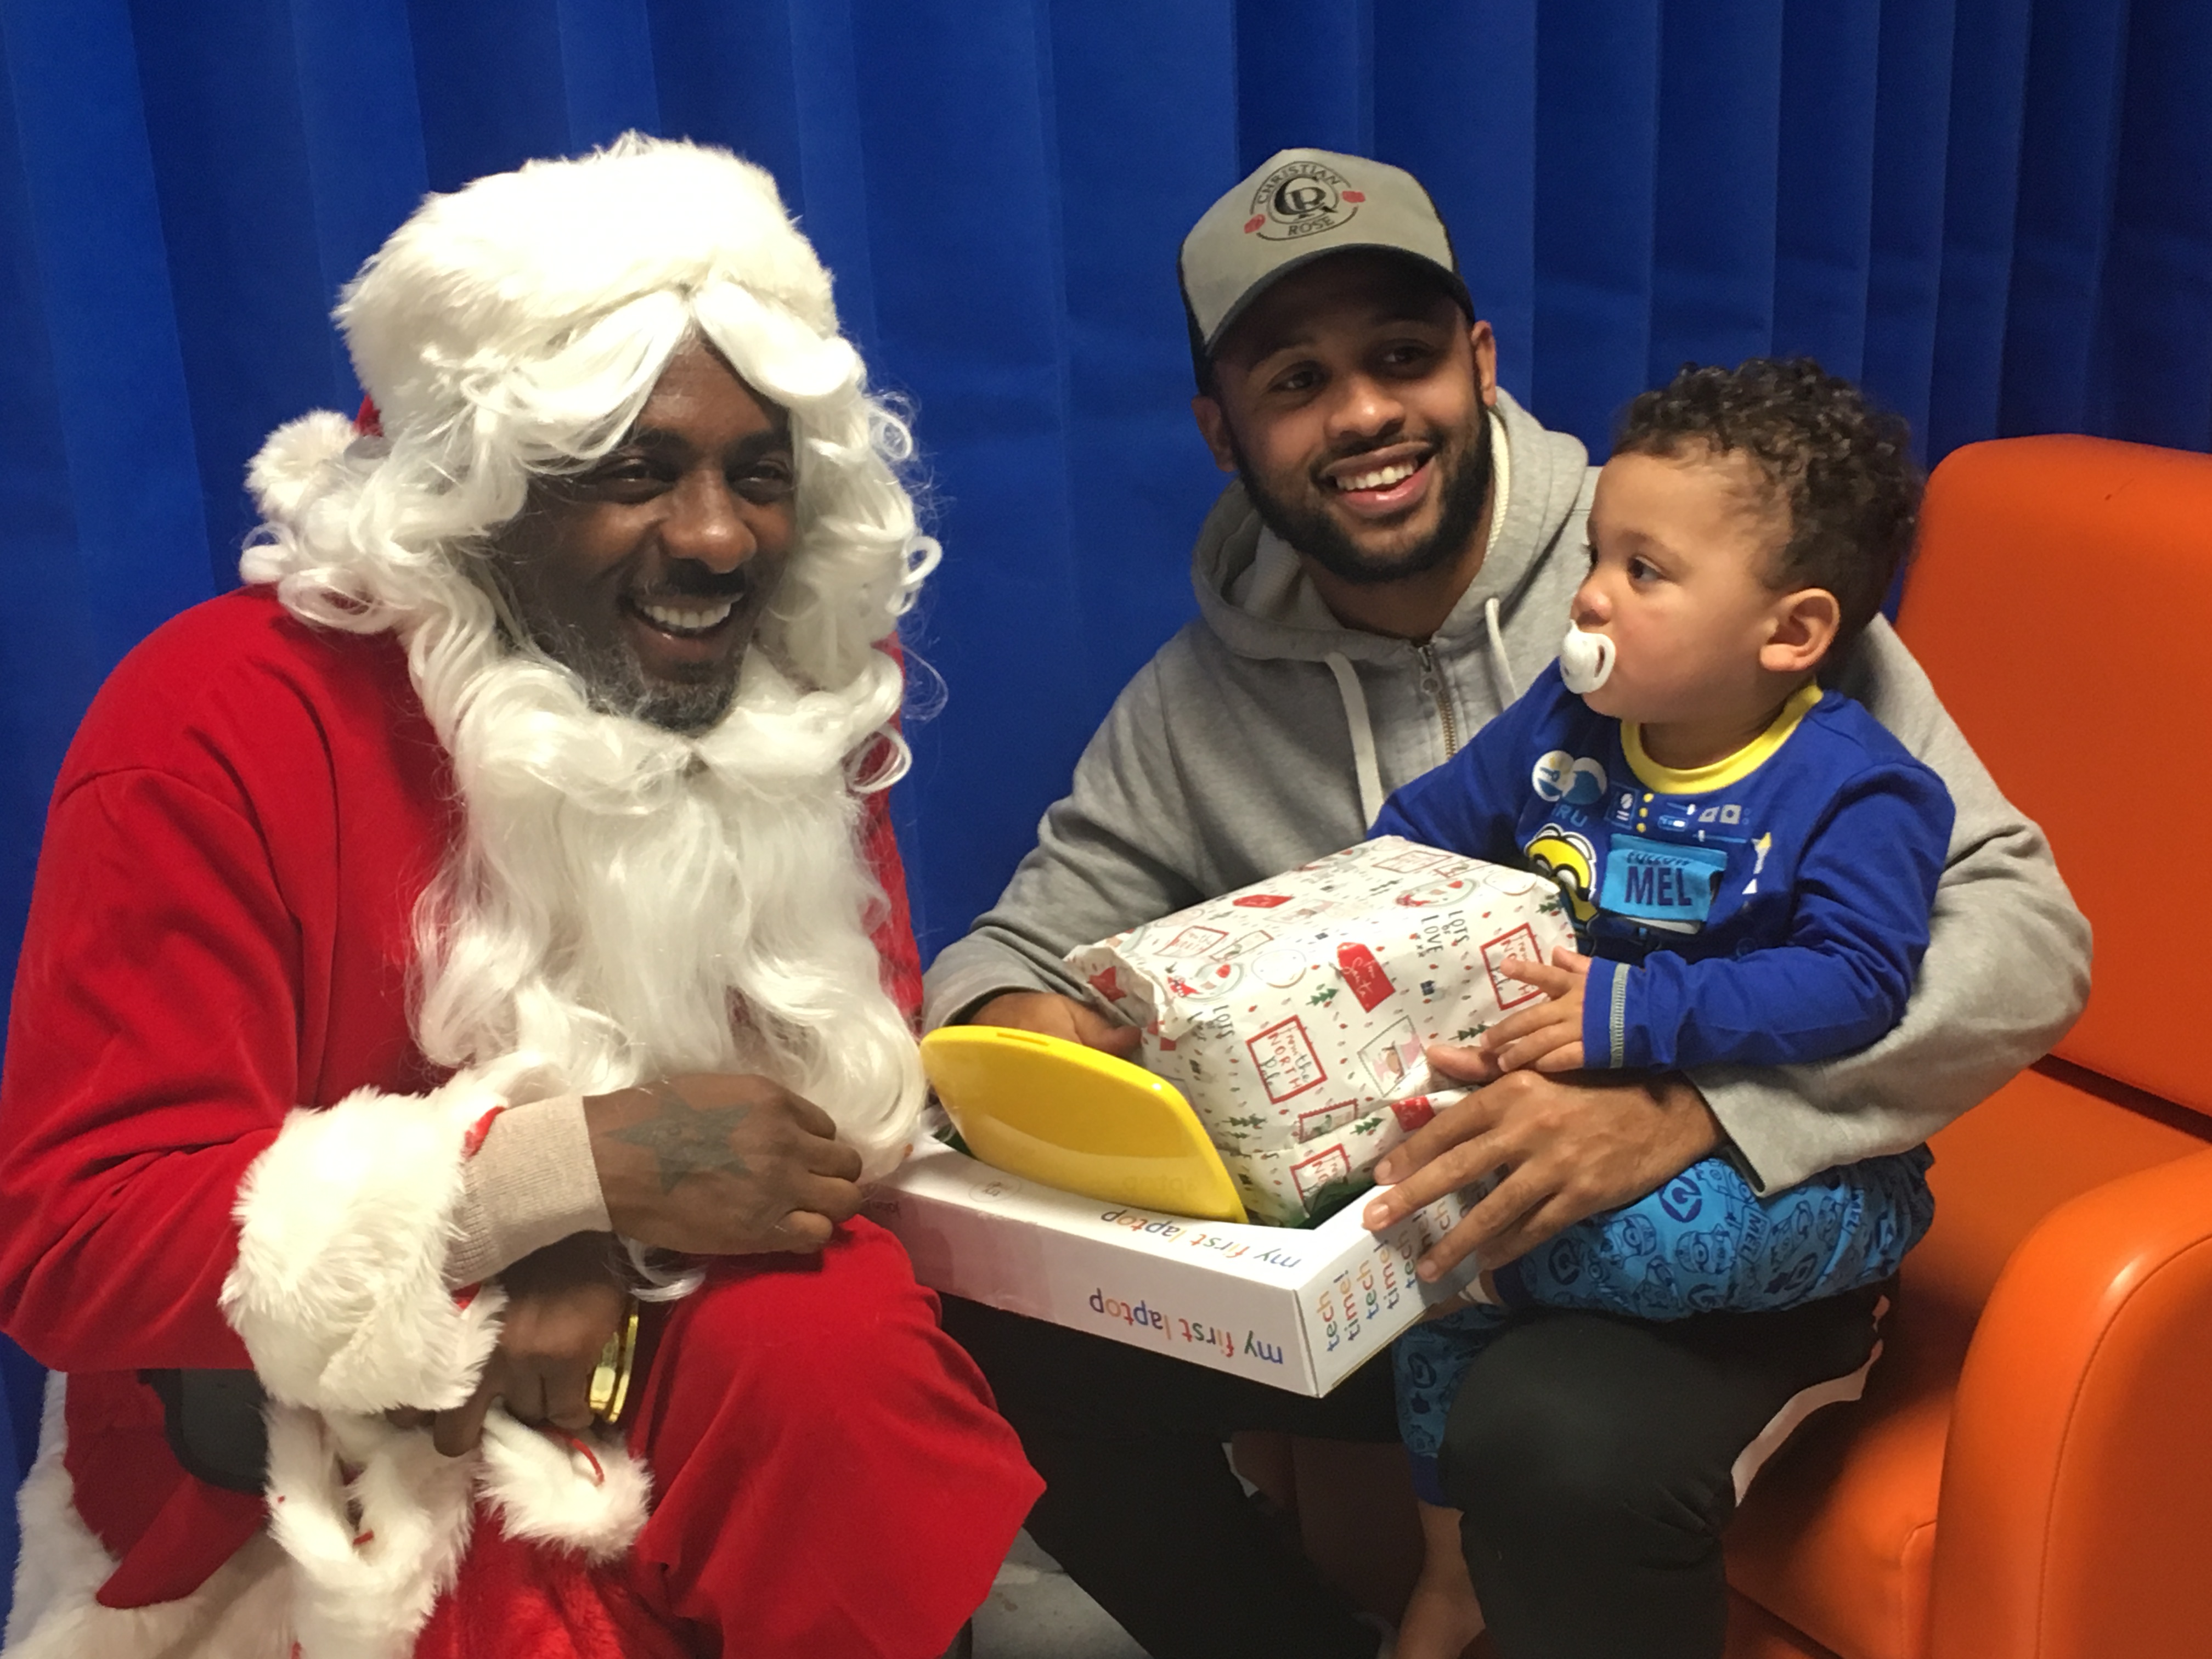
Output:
[408, 577, 924, 1180]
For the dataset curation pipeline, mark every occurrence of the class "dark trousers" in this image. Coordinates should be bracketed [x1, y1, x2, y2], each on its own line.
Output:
[1443, 1283, 1889, 1659]
[940, 1296, 1397, 1659]
[944, 1280, 1889, 1659]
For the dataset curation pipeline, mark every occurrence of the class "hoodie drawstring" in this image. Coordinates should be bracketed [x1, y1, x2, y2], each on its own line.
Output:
[1323, 652, 1387, 830]
[1325, 607, 1514, 833]
[1483, 595, 1518, 708]
[1321, 408, 1517, 834]
[1477, 403, 1520, 709]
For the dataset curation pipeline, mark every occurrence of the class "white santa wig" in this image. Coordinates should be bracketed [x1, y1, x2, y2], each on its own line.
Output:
[239, 133, 935, 1180]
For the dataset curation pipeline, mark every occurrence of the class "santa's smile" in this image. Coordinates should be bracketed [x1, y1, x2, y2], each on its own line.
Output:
[1319, 444, 1435, 520]
[621, 590, 746, 668]
[633, 596, 737, 636]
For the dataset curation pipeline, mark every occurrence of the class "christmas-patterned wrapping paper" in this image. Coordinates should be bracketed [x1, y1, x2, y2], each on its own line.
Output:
[1067, 838, 1576, 1224]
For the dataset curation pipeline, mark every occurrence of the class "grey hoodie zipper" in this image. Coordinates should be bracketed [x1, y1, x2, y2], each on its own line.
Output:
[1413, 642, 1460, 757]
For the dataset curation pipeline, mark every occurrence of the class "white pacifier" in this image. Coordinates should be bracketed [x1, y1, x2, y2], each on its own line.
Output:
[1559, 624, 1616, 695]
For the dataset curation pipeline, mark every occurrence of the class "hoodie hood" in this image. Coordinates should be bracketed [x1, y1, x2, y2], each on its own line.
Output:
[1191, 387, 1593, 667]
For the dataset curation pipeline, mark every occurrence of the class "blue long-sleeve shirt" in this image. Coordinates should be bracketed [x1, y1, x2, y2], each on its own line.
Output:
[1373, 664, 1954, 1071]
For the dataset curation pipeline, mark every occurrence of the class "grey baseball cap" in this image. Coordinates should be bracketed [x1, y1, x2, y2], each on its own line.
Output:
[1178, 148, 1471, 372]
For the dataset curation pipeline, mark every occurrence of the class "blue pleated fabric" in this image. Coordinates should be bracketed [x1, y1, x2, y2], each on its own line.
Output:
[4, 2, 2210, 1600]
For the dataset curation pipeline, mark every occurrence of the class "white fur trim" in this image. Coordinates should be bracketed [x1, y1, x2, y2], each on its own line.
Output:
[7, 1370, 653, 1659]
[4, 1374, 77, 1648]
[247, 409, 360, 524]
[221, 1075, 510, 1415]
[213, 1069, 661, 1645]
[3, 1376, 294, 1659]
[265, 1407, 477, 1659]
[478, 1412, 650, 1564]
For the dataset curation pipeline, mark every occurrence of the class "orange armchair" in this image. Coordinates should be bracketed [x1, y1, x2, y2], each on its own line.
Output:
[1721, 437, 2212, 1659]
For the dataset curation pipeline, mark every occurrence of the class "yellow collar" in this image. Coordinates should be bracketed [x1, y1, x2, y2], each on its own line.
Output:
[1622, 681, 1824, 794]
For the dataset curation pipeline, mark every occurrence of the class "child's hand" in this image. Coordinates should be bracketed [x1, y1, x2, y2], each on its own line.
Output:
[1477, 946, 1592, 1073]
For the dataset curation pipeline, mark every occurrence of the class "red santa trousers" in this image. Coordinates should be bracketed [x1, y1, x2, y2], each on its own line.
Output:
[415, 1218, 1039, 1658]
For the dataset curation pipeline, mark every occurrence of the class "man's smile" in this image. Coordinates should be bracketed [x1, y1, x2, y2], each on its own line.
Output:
[1318, 442, 1436, 520]
[616, 575, 761, 675]
[629, 594, 740, 638]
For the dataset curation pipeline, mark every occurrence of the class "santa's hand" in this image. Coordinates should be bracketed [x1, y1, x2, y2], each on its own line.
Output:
[585, 1074, 865, 1256]
[432, 1231, 627, 1457]
[1477, 947, 1592, 1073]
[970, 990, 1142, 1058]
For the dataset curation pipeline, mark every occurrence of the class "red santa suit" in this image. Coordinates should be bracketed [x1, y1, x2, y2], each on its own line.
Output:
[0, 586, 1039, 1657]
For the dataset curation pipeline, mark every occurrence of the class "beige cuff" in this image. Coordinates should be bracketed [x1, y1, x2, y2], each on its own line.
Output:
[445, 1093, 614, 1288]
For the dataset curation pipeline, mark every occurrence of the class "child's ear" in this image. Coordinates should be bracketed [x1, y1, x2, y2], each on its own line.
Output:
[1760, 588, 1841, 675]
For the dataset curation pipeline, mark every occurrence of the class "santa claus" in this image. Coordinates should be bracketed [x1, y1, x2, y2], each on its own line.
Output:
[0, 136, 1038, 1658]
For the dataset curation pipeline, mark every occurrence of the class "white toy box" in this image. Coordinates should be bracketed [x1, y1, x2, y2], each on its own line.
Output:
[868, 1139, 1483, 1395]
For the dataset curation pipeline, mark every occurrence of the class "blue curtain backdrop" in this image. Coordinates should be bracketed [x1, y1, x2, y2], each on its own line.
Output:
[3, 0, 2210, 1577]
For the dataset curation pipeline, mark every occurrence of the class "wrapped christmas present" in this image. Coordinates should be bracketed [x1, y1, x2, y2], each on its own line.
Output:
[1066, 837, 1576, 1224]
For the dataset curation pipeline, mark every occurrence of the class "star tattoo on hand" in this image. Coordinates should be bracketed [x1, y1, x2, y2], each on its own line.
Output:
[606, 1087, 754, 1193]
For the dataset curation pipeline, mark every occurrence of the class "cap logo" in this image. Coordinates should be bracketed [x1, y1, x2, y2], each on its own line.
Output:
[1246, 159, 1361, 241]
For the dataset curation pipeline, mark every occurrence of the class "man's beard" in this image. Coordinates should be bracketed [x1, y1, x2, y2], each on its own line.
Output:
[513, 609, 741, 735]
[478, 554, 764, 736]
[1235, 413, 1493, 588]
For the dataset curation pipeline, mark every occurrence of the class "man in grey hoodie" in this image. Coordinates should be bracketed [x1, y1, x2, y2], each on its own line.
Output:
[924, 149, 2088, 1659]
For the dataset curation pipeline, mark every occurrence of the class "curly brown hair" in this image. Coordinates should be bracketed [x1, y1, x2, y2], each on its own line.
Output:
[1614, 358, 1922, 664]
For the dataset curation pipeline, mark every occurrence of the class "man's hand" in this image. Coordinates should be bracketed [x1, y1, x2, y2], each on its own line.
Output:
[1477, 946, 1593, 1073]
[1361, 1046, 1722, 1279]
[585, 1074, 864, 1256]
[432, 1232, 628, 1457]
[970, 990, 1141, 1058]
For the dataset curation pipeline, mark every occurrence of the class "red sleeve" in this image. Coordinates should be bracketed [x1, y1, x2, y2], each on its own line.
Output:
[862, 778, 923, 1030]
[0, 767, 300, 1371]
[860, 641, 923, 1028]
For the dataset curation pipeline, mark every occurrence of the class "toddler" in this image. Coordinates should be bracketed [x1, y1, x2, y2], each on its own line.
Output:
[1370, 359, 1950, 1658]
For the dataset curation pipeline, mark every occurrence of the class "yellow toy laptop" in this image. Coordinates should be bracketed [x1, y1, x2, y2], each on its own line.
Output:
[918, 1025, 1248, 1223]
